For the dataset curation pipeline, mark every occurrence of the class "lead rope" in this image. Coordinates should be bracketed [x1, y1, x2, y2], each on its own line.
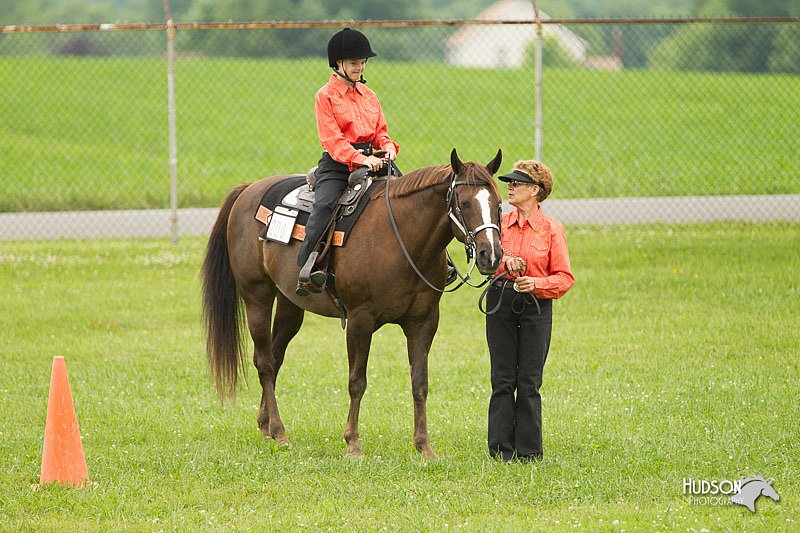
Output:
[478, 260, 541, 316]
[478, 270, 512, 314]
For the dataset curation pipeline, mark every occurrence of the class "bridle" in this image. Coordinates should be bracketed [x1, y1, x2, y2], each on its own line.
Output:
[443, 174, 541, 316]
[444, 171, 504, 289]
[384, 165, 501, 293]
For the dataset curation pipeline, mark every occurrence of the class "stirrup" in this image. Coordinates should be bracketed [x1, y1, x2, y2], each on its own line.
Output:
[309, 270, 327, 287]
[298, 251, 319, 283]
[296, 279, 324, 297]
[297, 251, 327, 296]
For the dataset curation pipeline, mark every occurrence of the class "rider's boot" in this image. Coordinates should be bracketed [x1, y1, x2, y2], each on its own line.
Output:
[296, 251, 326, 296]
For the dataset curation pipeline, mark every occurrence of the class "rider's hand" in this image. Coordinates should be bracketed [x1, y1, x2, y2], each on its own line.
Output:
[363, 155, 384, 172]
[385, 147, 397, 161]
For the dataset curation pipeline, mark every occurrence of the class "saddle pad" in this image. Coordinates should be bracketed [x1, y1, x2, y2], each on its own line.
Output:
[260, 175, 307, 213]
[255, 175, 380, 247]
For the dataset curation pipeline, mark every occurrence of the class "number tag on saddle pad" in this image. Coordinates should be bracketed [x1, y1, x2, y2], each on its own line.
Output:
[265, 206, 299, 244]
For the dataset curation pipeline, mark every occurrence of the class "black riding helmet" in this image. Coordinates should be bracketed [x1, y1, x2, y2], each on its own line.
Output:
[327, 28, 377, 68]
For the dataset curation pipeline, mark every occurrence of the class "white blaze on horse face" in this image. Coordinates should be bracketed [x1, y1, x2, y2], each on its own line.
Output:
[475, 189, 499, 263]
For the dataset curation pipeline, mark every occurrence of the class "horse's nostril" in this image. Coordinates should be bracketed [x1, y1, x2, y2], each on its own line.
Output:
[477, 249, 500, 271]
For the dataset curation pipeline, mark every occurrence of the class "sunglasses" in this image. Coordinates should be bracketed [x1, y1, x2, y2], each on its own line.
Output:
[506, 180, 538, 188]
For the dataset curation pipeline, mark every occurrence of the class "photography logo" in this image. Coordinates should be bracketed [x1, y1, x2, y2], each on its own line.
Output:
[683, 476, 780, 513]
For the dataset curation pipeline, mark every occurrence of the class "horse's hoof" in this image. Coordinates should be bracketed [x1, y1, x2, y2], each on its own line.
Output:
[266, 433, 291, 450]
[346, 447, 364, 459]
[260, 425, 290, 447]
[419, 447, 439, 460]
[274, 438, 291, 449]
[269, 431, 291, 448]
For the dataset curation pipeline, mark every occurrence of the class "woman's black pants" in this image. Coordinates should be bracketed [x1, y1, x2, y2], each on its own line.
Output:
[485, 286, 552, 461]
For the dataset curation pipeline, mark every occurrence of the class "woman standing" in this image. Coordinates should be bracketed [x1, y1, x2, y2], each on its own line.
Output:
[486, 160, 575, 462]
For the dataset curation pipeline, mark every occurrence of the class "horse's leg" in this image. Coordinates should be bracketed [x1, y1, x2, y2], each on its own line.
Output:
[243, 284, 289, 445]
[270, 291, 305, 395]
[343, 313, 375, 458]
[272, 292, 305, 436]
[401, 307, 440, 459]
[252, 292, 304, 446]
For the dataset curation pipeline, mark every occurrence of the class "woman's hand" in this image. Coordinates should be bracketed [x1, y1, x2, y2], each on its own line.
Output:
[505, 256, 526, 277]
[512, 276, 535, 293]
[385, 147, 397, 161]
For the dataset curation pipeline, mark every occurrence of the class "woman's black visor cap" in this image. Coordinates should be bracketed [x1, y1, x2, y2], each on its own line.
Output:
[498, 169, 534, 183]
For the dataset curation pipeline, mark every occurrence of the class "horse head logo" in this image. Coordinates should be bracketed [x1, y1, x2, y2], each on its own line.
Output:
[729, 477, 780, 513]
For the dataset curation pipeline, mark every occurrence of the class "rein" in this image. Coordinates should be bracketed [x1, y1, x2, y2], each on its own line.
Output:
[383, 164, 500, 294]
[477, 270, 542, 316]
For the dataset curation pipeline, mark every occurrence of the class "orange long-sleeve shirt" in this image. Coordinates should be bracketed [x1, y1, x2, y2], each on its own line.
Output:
[496, 207, 575, 299]
[314, 73, 399, 171]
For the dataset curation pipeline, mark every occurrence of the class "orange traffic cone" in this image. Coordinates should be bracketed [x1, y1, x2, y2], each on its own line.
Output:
[40, 356, 89, 487]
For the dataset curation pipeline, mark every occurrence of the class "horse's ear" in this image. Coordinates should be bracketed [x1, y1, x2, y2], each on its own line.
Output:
[450, 148, 463, 174]
[486, 149, 502, 175]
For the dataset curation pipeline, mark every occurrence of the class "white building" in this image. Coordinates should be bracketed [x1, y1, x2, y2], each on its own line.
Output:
[445, 0, 587, 69]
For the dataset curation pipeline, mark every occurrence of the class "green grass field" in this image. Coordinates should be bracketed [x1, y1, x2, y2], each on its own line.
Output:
[1, 56, 798, 212]
[1, 223, 798, 529]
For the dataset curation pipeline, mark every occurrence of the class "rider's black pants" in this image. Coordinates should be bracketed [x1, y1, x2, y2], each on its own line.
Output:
[297, 153, 349, 268]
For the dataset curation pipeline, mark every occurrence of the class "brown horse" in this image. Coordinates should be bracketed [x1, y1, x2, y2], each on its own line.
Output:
[202, 149, 503, 458]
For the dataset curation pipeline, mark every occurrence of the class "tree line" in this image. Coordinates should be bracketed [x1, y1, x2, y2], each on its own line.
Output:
[646, 0, 800, 73]
[2, 0, 798, 73]
[3, 0, 795, 26]
[539, 0, 800, 74]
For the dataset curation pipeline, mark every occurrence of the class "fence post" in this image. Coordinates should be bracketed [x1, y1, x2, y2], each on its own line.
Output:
[532, 0, 543, 161]
[164, 0, 179, 243]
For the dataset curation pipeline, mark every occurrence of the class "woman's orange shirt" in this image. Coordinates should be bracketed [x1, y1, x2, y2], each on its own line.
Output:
[496, 207, 575, 299]
[314, 74, 399, 170]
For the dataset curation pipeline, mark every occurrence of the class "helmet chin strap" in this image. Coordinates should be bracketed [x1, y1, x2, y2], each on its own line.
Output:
[333, 64, 366, 85]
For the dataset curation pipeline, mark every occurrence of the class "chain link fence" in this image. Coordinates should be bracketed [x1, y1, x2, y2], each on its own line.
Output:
[1, 18, 798, 240]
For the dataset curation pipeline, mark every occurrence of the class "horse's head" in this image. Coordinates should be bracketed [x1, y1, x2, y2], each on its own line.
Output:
[448, 148, 504, 275]
[730, 477, 780, 513]
[762, 483, 780, 502]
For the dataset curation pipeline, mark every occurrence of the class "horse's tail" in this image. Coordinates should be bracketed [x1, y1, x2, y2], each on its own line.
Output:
[201, 183, 249, 400]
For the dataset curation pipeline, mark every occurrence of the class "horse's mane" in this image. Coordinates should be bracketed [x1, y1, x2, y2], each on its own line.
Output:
[371, 162, 500, 200]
